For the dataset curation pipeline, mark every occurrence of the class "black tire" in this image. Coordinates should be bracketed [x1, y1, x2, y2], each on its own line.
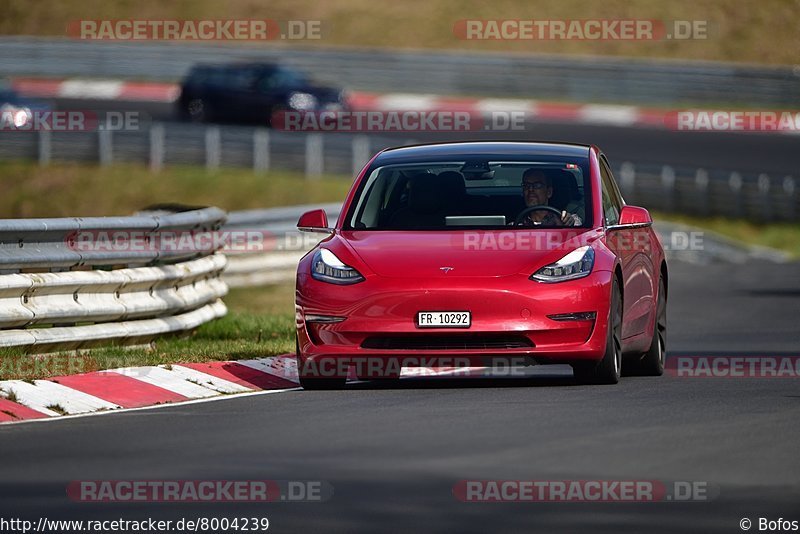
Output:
[635, 277, 667, 376]
[572, 278, 622, 385]
[296, 337, 346, 390]
[185, 98, 211, 123]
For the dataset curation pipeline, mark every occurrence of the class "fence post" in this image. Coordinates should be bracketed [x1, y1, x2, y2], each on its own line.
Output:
[253, 128, 270, 174]
[619, 161, 635, 203]
[305, 134, 323, 178]
[98, 128, 113, 166]
[205, 126, 221, 171]
[661, 165, 675, 212]
[149, 124, 165, 172]
[694, 168, 709, 216]
[783, 176, 796, 221]
[352, 136, 371, 177]
[38, 129, 51, 167]
[757, 173, 771, 221]
[729, 172, 743, 218]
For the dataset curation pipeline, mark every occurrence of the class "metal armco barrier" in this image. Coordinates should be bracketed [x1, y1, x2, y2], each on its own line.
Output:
[0, 208, 229, 351]
[1, 123, 796, 221]
[221, 203, 341, 287]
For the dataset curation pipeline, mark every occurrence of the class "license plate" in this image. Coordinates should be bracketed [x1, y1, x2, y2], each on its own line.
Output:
[417, 311, 471, 328]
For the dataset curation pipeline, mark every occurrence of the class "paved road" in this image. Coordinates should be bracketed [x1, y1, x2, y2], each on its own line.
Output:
[1, 257, 798, 533]
[54, 97, 800, 176]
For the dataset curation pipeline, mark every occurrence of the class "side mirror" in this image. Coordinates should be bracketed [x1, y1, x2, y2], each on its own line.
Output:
[298, 209, 332, 233]
[618, 205, 653, 226]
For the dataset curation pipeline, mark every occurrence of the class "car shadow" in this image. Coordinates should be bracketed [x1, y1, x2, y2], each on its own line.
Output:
[347, 367, 583, 390]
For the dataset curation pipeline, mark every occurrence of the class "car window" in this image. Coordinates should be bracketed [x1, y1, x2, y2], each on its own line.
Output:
[227, 68, 259, 90]
[345, 159, 592, 230]
[599, 157, 622, 226]
[260, 67, 307, 91]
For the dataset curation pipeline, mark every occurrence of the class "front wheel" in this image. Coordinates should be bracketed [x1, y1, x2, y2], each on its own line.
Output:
[296, 337, 346, 390]
[572, 278, 622, 385]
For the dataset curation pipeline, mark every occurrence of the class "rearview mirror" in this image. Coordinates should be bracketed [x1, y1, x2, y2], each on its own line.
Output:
[298, 209, 333, 233]
[618, 205, 653, 226]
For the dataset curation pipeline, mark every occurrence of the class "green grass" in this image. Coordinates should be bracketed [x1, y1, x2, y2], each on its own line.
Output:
[1, 0, 798, 65]
[0, 160, 352, 218]
[653, 212, 800, 258]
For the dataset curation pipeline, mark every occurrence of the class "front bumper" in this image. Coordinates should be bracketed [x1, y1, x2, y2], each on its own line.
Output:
[296, 269, 614, 368]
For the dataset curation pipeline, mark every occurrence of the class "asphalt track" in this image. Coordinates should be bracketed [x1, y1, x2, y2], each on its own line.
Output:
[2, 97, 797, 533]
[0, 256, 798, 533]
[54, 97, 800, 176]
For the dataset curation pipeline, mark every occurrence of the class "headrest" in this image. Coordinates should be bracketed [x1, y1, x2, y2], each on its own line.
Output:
[407, 173, 442, 214]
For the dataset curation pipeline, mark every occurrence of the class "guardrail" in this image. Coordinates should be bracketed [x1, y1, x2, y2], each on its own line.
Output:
[222, 203, 340, 287]
[0, 208, 229, 351]
[2, 122, 797, 221]
[1, 37, 798, 106]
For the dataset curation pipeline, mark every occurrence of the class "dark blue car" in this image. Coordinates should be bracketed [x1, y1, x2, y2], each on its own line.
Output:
[178, 62, 348, 125]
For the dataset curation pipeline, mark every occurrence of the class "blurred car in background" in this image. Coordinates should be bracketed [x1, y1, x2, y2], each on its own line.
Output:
[0, 82, 51, 129]
[177, 62, 348, 125]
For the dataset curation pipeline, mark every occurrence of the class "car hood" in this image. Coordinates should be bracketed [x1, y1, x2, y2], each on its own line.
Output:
[338, 229, 599, 278]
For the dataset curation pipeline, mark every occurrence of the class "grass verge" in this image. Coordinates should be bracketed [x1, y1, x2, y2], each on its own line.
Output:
[0, 160, 352, 218]
[0, 0, 798, 65]
[653, 212, 800, 259]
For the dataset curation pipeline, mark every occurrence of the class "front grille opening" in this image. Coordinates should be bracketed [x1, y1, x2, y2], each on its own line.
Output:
[361, 334, 534, 350]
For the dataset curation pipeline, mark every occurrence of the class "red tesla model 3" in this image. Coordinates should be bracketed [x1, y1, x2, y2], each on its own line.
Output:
[294, 141, 667, 389]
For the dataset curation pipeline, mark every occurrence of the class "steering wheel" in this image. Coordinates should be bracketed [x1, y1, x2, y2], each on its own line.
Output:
[514, 205, 563, 225]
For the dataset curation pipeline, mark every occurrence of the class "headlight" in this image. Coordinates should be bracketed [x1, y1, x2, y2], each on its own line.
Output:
[13, 107, 31, 128]
[288, 92, 318, 111]
[311, 248, 364, 285]
[530, 246, 594, 283]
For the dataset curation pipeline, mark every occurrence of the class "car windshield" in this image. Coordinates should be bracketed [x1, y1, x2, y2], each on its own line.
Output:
[345, 158, 592, 230]
[264, 66, 308, 89]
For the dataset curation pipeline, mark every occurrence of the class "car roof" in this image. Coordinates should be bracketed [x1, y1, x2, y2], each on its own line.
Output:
[373, 141, 592, 165]
[189, 62, 282, 71]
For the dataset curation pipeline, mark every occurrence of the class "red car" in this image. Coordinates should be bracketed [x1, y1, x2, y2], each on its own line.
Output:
[295, 141, 667, 389]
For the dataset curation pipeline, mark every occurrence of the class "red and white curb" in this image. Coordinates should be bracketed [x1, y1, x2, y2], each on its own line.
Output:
[0, 355, 495, 425]
[11, 77, 800, 134]
[9, 77, 668, 129]
[11, 78, 181, 103]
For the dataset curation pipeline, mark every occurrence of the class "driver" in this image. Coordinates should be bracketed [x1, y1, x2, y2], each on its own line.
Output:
[517, 168, 582, 227]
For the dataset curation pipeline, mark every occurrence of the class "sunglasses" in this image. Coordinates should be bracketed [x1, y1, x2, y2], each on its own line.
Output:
[521, 182, 547, 191]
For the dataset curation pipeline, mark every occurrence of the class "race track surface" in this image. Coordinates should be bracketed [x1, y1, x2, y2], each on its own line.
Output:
[1, 257, 798, 533]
